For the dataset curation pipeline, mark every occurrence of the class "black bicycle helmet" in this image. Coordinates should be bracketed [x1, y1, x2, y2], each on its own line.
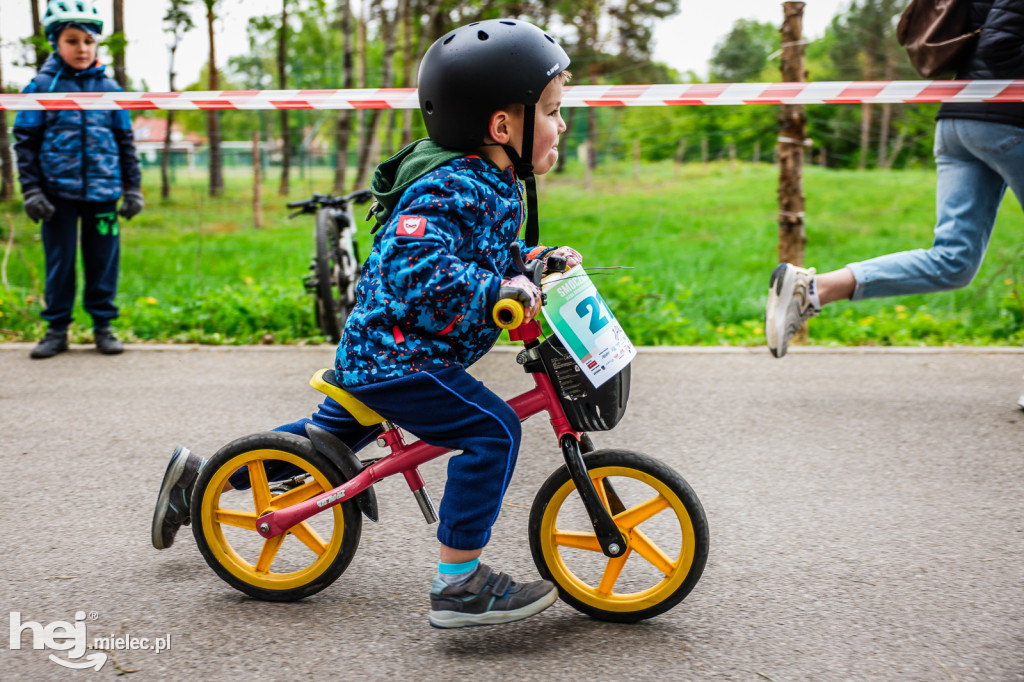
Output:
[418, 19, 570, 150]
[418, 19, 570, 246]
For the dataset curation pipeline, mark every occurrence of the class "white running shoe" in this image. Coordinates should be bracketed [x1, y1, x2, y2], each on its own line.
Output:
[765, 263, 819, 358]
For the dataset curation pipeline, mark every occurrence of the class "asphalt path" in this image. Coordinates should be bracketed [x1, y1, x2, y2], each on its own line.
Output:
[2, 343, 1023, 681]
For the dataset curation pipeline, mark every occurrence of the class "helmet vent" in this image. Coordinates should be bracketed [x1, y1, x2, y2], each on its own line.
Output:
[545, 34, 555, 44]
[443, 34, 455, 45]
[424, 100, 434, 114]
[500, 21, 516, 26]
[477, 30, 489, 41]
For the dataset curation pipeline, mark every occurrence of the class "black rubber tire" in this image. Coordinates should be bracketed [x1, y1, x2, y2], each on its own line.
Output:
[528, 449, 709, 622]
[314, 209, 343, 342]
[191, 431, 362, 602]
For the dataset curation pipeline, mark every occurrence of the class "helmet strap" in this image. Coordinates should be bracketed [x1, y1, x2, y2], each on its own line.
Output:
[501, 104, 539, 247]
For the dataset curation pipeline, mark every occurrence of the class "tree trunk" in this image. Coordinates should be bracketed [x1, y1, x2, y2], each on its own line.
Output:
[112, 0, 127, 88]
[858, 46, 877, 170]
[30, 0, 45, 70]
[877, 55, 896, 167]
[253, 132, 263, 228]
[353, 0, 394, 190]
[0, 5, 14, 200]
[398, 0, 414, 150]
[583, 10, 601, 170]
[333, 0, 354, 193]
[777, 1, 807, 268]
[206, 4, 223, 197]
[161, 40, 179, 201]
[278, 0, 291, 196]
[353, 0, 367, 190]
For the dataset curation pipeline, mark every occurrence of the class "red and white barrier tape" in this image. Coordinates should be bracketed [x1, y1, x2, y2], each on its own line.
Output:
[2, 80, 1022, 111]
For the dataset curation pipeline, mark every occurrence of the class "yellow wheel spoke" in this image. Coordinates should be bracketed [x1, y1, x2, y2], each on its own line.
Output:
[270, 479, 324, 507]
[213, 508, 258, 530]
[255, 533, 286, 573]
[597, 550, 631, 595]
[630, 528, 676, 575]
[248, 460, 272, 512]
[290, 521, 329, 557]
[553, 530, 603, 552]
[594, 476, 611, 511]
[614, 494, 670, 530]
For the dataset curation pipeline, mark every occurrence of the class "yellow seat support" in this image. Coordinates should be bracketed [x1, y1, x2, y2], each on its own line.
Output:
[309, 369, 386, 427]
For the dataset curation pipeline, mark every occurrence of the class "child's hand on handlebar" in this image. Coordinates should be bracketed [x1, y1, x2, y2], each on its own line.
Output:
[548, 246, 582, 269]
[499, 275, 542, 323]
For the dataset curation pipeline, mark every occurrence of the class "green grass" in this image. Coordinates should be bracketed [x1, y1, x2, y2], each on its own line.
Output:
[2, 161, 1023, 346]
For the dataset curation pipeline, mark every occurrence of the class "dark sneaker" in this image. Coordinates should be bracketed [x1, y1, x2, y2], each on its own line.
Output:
[151, 446, 206, 550]
[429, 564, 558, 629]
[29, 328, 68, 359]
[765, 262, 819, 358]
[94, 327, 124, 355]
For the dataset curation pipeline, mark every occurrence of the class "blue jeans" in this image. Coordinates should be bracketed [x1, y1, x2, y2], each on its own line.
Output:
[848, 119, 1024, 300]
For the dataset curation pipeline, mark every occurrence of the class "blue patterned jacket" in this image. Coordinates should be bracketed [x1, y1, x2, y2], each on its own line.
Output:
[13, 54, 141, 202]
[337, 155, 544, 385]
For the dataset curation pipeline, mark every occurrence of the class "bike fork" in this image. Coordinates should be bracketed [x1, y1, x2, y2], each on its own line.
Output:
[560, 435, 627, 558]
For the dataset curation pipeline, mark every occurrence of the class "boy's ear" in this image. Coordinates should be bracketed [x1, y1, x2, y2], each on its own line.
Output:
[487, 110, 513, 145]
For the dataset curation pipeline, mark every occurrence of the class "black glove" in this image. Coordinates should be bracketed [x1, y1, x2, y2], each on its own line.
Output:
[118, 188, 144, 220]
[23, 189, 55, 223]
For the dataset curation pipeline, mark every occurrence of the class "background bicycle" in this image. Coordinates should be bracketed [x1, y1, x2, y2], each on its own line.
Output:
[289, 190, 373, 342]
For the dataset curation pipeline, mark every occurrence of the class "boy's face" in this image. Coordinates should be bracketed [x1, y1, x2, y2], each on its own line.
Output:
[56, 26, 98, 71]
[517, 78, 567, 176]
[481, 77, 567, 174]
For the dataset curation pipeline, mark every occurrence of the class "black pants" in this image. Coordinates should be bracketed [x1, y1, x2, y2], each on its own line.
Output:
[40, 197, 120, 331]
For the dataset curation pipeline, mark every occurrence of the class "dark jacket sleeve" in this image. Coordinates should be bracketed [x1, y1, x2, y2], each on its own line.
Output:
[975, 0, 1024, 78]
[112, 111, 142, 190]
[12, 81, 45, 195]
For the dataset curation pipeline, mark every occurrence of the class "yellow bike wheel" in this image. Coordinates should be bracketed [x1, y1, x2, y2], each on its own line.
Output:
[529, 449, 708, 622]
[192, 431, 362, 601]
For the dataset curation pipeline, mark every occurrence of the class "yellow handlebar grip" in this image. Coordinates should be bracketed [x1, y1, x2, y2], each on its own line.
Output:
[493, 298, 525, 330]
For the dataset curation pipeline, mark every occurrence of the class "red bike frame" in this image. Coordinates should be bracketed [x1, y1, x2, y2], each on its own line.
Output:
[255, 318, 580, 539]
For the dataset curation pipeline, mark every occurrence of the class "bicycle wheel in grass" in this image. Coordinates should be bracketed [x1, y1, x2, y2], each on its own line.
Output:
[192, 431, 362, 602]
[529, 449, 708, 622]
[314, 210, 344, 342]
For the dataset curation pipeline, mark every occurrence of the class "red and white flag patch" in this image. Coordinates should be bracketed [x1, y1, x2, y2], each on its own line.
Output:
[396, 215, 426, 237]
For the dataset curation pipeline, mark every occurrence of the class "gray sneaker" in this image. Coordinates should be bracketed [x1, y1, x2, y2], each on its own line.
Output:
[94, 327, 124, 355]
[151, 446, 206, 550]
[765, 263, 819, 358]
[429, 564, 558, 629]
[29, 328, 68, 359]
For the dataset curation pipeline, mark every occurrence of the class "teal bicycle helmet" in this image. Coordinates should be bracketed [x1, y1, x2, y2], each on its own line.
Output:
[42, 0, 104, 36]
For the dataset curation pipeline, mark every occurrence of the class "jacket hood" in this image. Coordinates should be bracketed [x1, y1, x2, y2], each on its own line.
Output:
[369, 139, 519, 228]
[369, 139, 464, 227]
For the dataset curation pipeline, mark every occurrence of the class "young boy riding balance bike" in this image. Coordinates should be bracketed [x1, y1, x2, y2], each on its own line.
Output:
[152, 19, 582, 629]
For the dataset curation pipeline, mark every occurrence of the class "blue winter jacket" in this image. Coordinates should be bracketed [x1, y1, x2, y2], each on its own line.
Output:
[337, 154, 542, 386]
[13, 54, 141, 202]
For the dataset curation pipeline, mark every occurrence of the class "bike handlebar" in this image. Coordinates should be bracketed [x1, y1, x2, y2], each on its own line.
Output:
[286, 189, 373, 218]
[493, 298, 526, 330]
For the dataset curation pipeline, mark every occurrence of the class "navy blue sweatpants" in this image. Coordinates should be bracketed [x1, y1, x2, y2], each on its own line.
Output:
[40, 197, 120, 330]
[231, 365, 522, 551]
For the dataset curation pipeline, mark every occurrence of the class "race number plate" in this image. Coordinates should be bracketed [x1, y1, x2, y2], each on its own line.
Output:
[542, 267, 636, 388]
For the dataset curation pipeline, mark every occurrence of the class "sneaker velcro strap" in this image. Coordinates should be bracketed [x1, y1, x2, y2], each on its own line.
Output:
[487, 571, 512, 598]
[459, 564, 493, 595]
